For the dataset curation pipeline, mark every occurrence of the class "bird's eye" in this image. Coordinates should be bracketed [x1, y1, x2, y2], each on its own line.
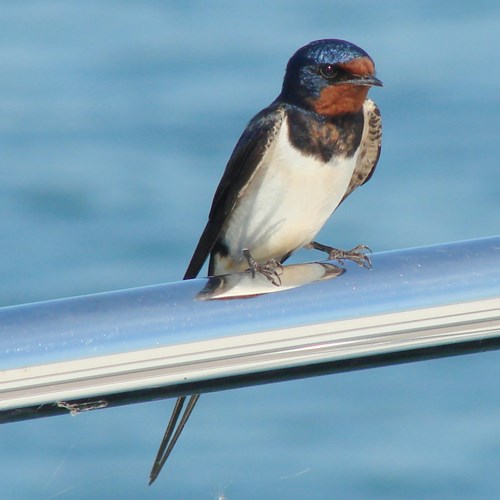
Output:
[319, 64, 338, 79]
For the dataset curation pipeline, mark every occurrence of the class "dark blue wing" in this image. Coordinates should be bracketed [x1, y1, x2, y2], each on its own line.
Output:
[340, 99, 381, 203]
[184, 103, 285, 279]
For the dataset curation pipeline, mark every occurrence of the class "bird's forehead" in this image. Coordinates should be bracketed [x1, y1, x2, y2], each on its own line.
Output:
[338, 57, 375, 75]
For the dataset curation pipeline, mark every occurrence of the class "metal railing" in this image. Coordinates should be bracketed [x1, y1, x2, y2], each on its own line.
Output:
[1, 236, 499, 423]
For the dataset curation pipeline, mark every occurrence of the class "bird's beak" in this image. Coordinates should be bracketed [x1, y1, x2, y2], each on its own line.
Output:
[343, 74, 384, 87]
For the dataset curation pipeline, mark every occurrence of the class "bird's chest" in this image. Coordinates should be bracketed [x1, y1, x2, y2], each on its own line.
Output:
[223, 119, 359, 262]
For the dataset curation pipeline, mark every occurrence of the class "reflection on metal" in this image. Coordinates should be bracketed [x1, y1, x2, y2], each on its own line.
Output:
[1, 236, 500, 423]
[198, 262, 344, 299]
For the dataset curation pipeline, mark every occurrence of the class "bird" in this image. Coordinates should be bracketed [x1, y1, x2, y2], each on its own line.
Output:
[149, 38, 382, 484]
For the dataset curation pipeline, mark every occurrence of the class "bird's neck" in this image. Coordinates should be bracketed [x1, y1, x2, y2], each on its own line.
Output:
[284, 104, 365, 162]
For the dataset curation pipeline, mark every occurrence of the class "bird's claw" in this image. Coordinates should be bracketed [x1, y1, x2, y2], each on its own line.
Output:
[328, 244, 372, 269]
[243, 249, 283, 286]
[309, 241, 372, 269]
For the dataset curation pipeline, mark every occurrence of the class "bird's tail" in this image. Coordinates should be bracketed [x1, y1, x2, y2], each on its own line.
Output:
[149, 394, 201, 485]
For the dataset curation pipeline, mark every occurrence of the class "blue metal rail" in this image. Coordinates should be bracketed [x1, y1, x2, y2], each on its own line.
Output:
[1, 236, 499, 423]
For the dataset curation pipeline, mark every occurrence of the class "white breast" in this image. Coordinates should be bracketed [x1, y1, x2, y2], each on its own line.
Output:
[216, 117, 359, 273]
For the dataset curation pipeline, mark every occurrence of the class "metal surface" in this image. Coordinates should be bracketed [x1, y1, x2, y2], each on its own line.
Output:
[1, 236, 499, 423]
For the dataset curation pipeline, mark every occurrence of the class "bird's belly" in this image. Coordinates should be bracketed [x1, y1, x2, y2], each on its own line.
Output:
[218, 141, 358, 273]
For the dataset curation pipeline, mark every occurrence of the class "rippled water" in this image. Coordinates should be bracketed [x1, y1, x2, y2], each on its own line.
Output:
[1, 2, 499, 498]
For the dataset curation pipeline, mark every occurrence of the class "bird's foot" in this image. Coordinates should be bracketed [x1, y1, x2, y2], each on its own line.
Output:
[243, 249, 283, 286]
[309, 241, 372, 269]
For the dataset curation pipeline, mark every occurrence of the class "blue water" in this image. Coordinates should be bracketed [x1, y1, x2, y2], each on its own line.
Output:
[1, 1, 499, 498]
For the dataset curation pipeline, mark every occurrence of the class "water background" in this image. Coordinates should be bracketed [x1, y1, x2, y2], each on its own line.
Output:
[1, 1, 499, 498]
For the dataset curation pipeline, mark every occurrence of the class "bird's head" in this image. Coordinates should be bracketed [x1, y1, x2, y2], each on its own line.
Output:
[280, 39, 382, 116]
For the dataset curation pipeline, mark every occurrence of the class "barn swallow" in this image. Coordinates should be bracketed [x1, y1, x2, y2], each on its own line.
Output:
[149, 38, 382, 484]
